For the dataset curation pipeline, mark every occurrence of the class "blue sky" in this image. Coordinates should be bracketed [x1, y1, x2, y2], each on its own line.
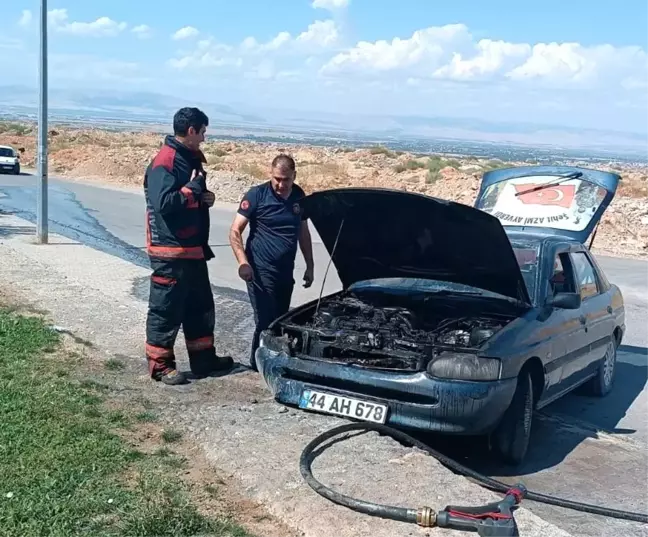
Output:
[2, 0, 647, 140]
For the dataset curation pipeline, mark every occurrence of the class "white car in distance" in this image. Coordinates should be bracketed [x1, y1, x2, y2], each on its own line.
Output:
[0, 145, 21, 175]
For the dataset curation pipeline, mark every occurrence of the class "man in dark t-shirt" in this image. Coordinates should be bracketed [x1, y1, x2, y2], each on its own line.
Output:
[229, 154, 314, 370]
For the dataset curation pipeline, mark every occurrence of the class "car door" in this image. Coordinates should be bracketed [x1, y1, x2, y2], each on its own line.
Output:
[542, 250, 587, 399]
[569, 250, 613, 374]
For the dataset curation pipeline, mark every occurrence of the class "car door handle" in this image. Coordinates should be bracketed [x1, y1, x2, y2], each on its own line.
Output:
[579, 315, 587, 325]
[607, 306, 613, 314]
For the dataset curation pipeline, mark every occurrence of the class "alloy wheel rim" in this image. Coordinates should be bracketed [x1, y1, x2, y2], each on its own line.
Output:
[603, 342, 616, 386]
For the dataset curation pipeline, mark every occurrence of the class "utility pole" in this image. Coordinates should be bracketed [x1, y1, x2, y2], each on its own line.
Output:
[37, 0, 48, 243]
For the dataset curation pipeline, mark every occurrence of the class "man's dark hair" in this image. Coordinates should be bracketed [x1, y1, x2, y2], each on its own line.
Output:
[272, 153, 296, 171]
[173, 107, 209, 137]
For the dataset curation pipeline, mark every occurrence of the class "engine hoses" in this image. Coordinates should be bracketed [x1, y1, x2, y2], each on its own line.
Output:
[299, 421, 648, 526]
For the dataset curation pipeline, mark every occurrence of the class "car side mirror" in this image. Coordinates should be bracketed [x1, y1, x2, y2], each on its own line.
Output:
[548, 292, 581, 309]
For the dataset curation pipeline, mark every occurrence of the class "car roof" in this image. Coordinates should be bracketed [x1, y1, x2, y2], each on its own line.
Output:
[506, 230, 583, 248]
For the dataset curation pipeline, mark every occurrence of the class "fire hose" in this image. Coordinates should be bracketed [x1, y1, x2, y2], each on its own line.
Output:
[299, 422, 648, 536]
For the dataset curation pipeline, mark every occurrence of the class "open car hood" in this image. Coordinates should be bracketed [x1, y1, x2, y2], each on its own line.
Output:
[474, 165, 620, 244]
[300, 188, 532, 304]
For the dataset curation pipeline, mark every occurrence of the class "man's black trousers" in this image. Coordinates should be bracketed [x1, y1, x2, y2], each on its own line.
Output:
[145, 257, 217, 378]
[247, 275, 294, 370]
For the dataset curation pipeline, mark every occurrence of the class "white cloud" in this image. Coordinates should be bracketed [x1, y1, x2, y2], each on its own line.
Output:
[321, 24, 470, 75]
[172, 26, 199, 40]
[132, 24, 153, 40]
[18, 9, 32, 27]
[297, 20, 339, 48]
[48, 9, 127, 37]
[169, 20, 341, 75]
[167, 38, 239, 69]
[312, 0, 349, 10]
[434, 39, 531, 80]
[319, 22, 648, 92]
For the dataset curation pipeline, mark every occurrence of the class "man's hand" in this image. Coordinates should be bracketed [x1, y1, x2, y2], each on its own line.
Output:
[303, 265, 314, 288]
[190, 168, 206, 188]
[238, 263, 254, 282]
[202, 191, 215, 207]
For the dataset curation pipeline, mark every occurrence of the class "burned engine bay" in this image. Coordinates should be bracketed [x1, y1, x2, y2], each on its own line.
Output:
[269, 289, 518, 371]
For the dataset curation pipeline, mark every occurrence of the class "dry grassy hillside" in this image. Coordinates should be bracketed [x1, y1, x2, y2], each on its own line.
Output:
[1, 121, 646, 258]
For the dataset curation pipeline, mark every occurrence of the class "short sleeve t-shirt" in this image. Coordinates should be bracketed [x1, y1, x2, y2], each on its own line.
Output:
[237, 181, 307, 281]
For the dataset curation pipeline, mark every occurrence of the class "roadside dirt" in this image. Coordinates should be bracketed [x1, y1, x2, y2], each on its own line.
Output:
[1, 121, 647, 259]
[0, 223, 574, 537]
[2, 294, 299, 537]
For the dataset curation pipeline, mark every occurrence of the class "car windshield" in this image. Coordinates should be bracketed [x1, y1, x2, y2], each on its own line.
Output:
[511, 243, 539, 300]
[0, 148, 14, 157]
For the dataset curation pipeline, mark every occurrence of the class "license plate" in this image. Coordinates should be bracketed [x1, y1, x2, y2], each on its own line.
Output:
[299, 389, 388, 423]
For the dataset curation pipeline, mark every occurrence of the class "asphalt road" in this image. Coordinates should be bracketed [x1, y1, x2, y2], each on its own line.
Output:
[1, 172, 647, 536]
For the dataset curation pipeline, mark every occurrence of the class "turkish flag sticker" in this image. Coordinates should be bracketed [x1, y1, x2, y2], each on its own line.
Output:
[514, 184, 575, 209]
[240, 199, 250, 211]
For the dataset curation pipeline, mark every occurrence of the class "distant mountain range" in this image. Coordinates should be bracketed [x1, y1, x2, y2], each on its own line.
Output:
[0, 85, 266, 125]
[0, 85, 646, 158]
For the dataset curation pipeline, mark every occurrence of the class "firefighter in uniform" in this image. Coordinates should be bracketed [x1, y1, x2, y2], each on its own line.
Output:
[144, 107, 233, 385]
[229, 154, 315, 371]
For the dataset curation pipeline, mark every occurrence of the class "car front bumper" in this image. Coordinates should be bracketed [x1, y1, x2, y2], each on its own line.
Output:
[0, 162, 18, 173]
[256, 345, 518, 435]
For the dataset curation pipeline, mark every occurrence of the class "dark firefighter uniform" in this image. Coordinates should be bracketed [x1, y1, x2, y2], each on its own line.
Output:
[237, 181, 307, 368]
[143, 135, 231, 382]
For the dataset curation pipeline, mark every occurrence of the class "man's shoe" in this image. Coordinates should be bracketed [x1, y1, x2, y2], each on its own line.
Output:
[192, 355, 234, 378]
[159, 369, 188, 385]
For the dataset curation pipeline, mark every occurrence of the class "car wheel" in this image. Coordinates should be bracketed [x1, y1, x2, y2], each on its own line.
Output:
[490, 370, 534, 466]
[586, 338, 617, 397]
[13, 164, 20, 175]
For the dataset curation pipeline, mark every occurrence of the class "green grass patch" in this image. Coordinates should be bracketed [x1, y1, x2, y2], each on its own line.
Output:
[483, 159, 508, 170]
[104, 358, 125, 371]
[0, 121, 33, 135]
[161, 429, 183, 443]
[0, 308, 250, 537]
[368, 145, 396, 158]
[135, 411, 158, 423]
[394, 159, 427, 173]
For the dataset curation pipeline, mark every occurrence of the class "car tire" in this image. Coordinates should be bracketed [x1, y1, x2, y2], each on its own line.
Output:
[585, 337, 617, 397]
[13, 164, 20, 175]
[490, 370, 534, 466]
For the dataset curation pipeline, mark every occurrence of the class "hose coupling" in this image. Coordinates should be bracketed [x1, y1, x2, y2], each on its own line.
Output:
[416, 506, 437, 527]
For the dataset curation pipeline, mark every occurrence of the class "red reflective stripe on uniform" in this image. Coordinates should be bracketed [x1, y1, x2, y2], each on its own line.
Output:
[152, 275, 176, 285]
[152, 145, 176, 172]
[186, 335, 214, 352]
[145, 343, 174, 359]
[147, 245, 204, 259]
[180, 186, 199, 209]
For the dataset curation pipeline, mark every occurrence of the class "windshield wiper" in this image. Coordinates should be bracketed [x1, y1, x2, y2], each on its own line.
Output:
[514, 171, 583, 197]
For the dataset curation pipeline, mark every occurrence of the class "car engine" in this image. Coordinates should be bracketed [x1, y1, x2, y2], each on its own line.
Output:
[275, 295, 509, 371]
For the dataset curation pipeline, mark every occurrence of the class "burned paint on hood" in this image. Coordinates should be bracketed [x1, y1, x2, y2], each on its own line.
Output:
[299, 187, 531, 304]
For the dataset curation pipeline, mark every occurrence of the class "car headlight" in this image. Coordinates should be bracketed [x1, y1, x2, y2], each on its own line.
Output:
[427, 352, 501, 381]
[259, 331, 290, 354]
